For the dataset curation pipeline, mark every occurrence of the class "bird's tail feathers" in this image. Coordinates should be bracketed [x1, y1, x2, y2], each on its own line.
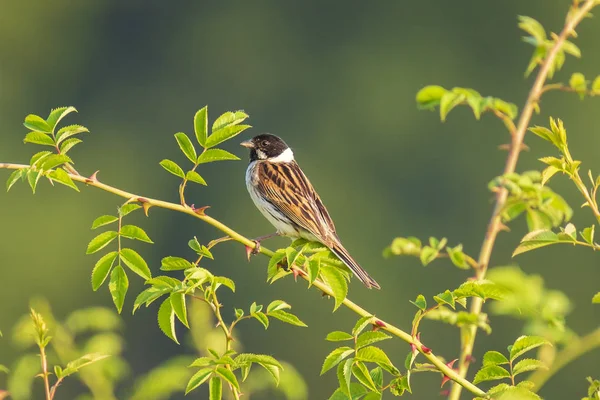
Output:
[330, 244, 380, 290]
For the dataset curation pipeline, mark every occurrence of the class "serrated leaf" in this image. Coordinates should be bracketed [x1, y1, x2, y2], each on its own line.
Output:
[307, 258, 321, 287]
[356, 346, 398, 375]
[251, 312, 269, 329]
[410, 294, 427, 311]
[212, 110, 248, 132]
[194, 107, 208, 147]
[27, 168, 42, 193]
[209, 377, 222, 400]
[197, 148, 240, 164]
[352, 361, 379, 392]
[92, 251, 118, 291]
[321, 347, 354, 375]
[46, 106, 77, 129]
[326, 331, 354, 341]
[337, 359, 353, 396]
[86, 231, 118, 254]
[518, 16, 546, 42]
[321, 265, 348, 311]
[59, 353, 109, 378]
[6, 169, 24, 192]
[512, 358, 547, 376]
[419, 246, 439, 266]
[434, 290, 456, 309]
[186, 170, 207, 185]
[473, 365, 510, 384]
[120, 204, 141, 216]
[59, 137, 83, 154]
[158, 298, 178, 343]
[581, 225, 595, 245]
[159, 159, 185, 178]
[91, 215, 118, 229]
[483, 351, 509, 366]
[353, 316, 373, 336]
[268, 310, 307, 327]
[24, 114, 52, 132]
[356, 331, 391, 349]
[56, 124, 88, 144]
[109, 265, 128, 313]
[215, 367, 240, 392]
[170, 292, 189, 328]
[206, 124, 251, 148]
[120, 248, 152, 280]
[41, 154, 72, 171]
[510, 336, 551, 361]
[266, 300, 291, 313]
[174, 132, 197, 163]
[513, 230, 560, 256]
[120, 225, 153, 243]
[185, 367, 213, 394]
[415, 85, 447, 110]
[24, 131, 54, 146]
[439, 91, 465, 121]
[161, 256, 193, 271]
[541, 166, 560, 186]
[213, 276, 235, 292]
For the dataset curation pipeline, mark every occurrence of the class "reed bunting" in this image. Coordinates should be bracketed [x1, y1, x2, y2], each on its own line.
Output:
[241, 134, 380, 289]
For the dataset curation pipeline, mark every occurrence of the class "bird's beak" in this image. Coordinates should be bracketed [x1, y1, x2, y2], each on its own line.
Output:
[240, 140, 254, 149]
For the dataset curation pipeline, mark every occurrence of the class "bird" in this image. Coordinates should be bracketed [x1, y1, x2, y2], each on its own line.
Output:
[241, 133, 380, 289]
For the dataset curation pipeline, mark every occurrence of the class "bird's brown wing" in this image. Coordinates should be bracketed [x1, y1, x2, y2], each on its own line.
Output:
[255, 161, 336, 242]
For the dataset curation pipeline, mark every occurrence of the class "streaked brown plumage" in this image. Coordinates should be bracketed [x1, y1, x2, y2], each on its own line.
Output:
[242, 134, 380, 289]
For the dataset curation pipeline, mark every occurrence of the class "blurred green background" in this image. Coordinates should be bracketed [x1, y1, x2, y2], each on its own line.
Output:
[1, 1, 599, 399]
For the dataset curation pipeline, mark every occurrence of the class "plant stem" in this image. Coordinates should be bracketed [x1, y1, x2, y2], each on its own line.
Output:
[529, 327, 600, 392]
[38, 343, 52, 400]
[0, 162, 485, 396]
[448, 2, 598, 399]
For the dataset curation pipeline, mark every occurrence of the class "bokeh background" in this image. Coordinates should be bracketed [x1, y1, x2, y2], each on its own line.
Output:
[1, 1, 599, 399]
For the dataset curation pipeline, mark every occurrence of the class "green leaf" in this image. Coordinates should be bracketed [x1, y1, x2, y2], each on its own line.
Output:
[215, 367, 240, 392]
[473, 365, 510, 384]
[209, 376, 222, 400]
[27, 168, 42, 193]
[512, 359, 547, 376]
[352, 361, 379, 392]
[40, 154, 72, 170]
[86, 231, 118, 254]
[59, 138, 83, 154]
[581, 225, 595, 245]
[419, 246, 439, 266]
[59, 353, 109, 378]
[266, 300, 291, 313]
[562, 40, 581, 58]
[592, 76, 600, 94]
[158, 298, 179, 343]
[212, 110, 248, 132]
[352, 316, 373, 336]
[24, 114, 52, 132]
[439, 91, 465, 121]
[120, 248, 152, 280]
[434, 290, 456, 309]
[321, 265, 348, 311]
[213, 276, 235, 292]
[24, 131, 54, 146]
[251, 311, 269, 329]
[337, 359, 353, 396]
[541, 165, 560, 186]
[512, 230, 560, 256]
[197, 148, 240, 164]
[326, 331, 354, 342]
[120, 204, 141, 216]
[186, 170, 207, 185]
[593, 292, 600, 304]
[46, 106, 77, 129]
[356, 346, 398, 375]
[109, 265, 128, 313]
[91, 216, 118, 229]
[6, 169, 24, 192]
[56, 124, 88, 144]
[161, 256, 193, 271]
[570, 72, 587, 92]
[518, 16, 546, 42]
[307, 258, 321, 287]
[120, 225, 153, 243]
[174, 132, 197, 163]
[170, 292, 189, 328]
[185, 367, 213, 394]
[447, 244, 470, 269]
[483, 351, 509, 366]
[510, 336, 551, 361]
[194, 107, 208, 147]
[206, 124, 252, 148]
[268, 310, 307, 327]
[416, 85, 447, 110]
[321, 347, 354, 375]
[92, 251, 118, 291]
[356, 331, 391, 349]
[159, 159, 185, 178]
[410, 294, 427, 311]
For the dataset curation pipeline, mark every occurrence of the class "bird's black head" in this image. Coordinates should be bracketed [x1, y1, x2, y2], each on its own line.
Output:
[240, 134, 292, 162]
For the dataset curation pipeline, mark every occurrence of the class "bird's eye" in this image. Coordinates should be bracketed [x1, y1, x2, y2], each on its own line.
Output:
[261, 140, 269, 147]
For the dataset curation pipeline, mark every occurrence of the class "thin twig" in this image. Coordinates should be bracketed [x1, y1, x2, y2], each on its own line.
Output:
[0, 162, 486, 396]
[448, 1, 599, 399]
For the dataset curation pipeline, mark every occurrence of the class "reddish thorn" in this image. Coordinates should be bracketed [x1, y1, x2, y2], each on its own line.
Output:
[85, 170, 99, 183]
[137, 197, 149, 203]
[375, 319, 386, 328]
[245, 246, 253, 261]
[410, 343, 417, 353]
[416, 332, 422, 340]
[446, 359, 458, 369]
[421, 344, 432, 354]
[372, 324, 379, 332]
[191, 205, 210, 215]
[440, 375, 452, 388]
[292, 268, 301, 281]
[465, 355, 476, 364]
[142, 202, 152, 217]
